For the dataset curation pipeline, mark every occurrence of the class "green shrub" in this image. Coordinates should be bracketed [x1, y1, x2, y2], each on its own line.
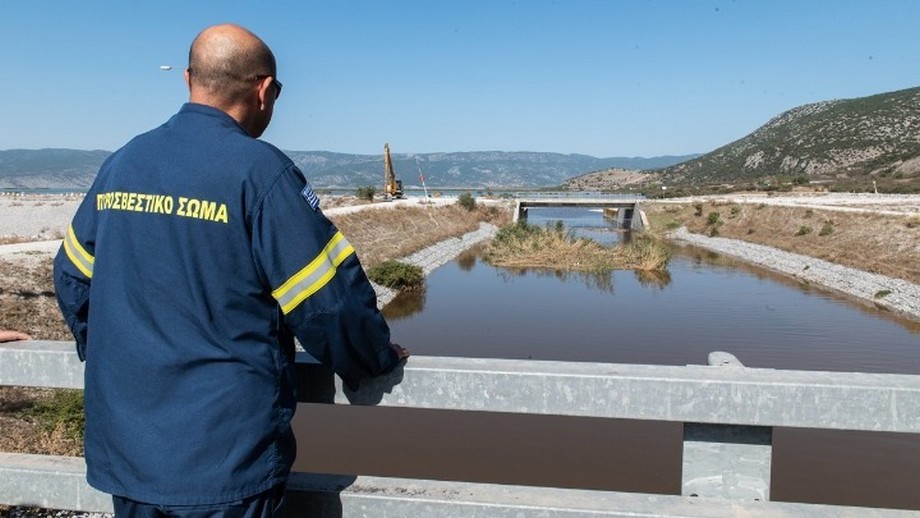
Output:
[20, 389, 85, 442]
[356, 185, 376, 201]
[819, 222, 834, 236]
[706, 212, 721, 225]
[874, 289, 892, 299]
[457, 192, 476, 211]
[795, 225, 813, 236]
[729, 206, 741, 217]
[693, 203, 703, 216]
[367, 260, 425, 291]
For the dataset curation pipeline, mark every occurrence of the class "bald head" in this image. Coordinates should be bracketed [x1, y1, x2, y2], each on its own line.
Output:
[187, 24, 277, 106]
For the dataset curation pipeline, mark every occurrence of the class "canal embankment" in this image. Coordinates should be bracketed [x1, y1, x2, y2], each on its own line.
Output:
[669, 226, 920, 321]
[645, 193, 920, 322]
[645, 194, 920, 284]
[369, 222, 498, 307]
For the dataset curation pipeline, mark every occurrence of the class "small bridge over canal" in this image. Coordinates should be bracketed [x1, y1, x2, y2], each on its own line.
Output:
[513, 197, 647, 230]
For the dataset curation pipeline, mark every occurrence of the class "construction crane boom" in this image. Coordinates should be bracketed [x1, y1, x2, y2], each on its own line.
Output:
[383, 143, 404, 199]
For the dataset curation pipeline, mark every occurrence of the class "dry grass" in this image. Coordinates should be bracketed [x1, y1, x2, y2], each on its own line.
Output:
[484, 226, 612, 272]
[0, 387, 83, 457]
[330, 203, 509, 269]
[0, 202, 509, 457]
[645, 202, 920, 284]
[483, 222, 671, 274]
[0, 259, 71, 340]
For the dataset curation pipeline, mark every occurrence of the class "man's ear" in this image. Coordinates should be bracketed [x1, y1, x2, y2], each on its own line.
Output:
[257, 76, 272, 110]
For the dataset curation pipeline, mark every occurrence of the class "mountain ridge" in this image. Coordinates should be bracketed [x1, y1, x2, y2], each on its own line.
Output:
[0, 148, 695, 190]
[655, 86, 920, 192]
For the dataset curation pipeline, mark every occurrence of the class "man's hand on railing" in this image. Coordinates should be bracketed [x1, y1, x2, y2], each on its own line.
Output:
[342, 345, 408, 406]
[0, 330, 31, 343]
[390, 342, 410, 361]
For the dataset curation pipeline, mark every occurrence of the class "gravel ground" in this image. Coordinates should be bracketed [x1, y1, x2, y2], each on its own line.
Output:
[0, 195, 82, 240]
[671, 226, 920, 321]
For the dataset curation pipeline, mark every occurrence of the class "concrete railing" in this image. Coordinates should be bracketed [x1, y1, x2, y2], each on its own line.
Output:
[2, 341, 919, 517]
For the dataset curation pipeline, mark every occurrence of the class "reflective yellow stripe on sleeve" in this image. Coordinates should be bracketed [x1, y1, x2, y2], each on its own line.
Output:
[272, 231, 356, 314]
[63, 225, 94, 279]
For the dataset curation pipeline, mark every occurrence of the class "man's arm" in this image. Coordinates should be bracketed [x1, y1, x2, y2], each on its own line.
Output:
[253, 168, 407, 389]
[53, 211, 96, 360]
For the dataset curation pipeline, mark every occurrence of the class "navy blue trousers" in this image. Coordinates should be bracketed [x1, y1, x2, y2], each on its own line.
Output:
[111, 485, 285, 518]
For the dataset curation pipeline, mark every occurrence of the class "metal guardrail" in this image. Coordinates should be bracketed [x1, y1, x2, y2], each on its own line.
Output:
[2, 341, 919, 516]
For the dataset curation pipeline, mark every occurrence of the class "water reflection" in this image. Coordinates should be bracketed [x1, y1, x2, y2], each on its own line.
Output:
[634, 268, 672, 289]
[496, 267, 616, 294]
[382, 289, 427, 321]
[455, 245, 478, 271]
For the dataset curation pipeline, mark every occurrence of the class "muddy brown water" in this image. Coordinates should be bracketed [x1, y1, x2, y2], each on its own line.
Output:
[294, 208, 920, 510]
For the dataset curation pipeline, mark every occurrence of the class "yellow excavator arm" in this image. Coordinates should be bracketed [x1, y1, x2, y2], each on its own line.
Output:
[383, 143, 404, 199]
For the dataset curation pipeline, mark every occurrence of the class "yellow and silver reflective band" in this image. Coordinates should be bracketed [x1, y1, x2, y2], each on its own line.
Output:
[63, 225, 94, 279]
[272, 231, 355, 314]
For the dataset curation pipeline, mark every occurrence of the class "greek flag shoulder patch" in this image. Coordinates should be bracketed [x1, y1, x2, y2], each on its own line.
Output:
[301, 181, 320, 211]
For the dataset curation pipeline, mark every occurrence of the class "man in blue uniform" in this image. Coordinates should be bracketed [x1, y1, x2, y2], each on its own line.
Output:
[53, 24, 408, 516]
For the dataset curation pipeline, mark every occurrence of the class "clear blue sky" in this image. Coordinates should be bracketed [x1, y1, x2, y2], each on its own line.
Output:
[2, 1, 918, 157]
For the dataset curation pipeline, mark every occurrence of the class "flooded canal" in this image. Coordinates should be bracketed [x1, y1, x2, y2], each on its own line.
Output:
[295, 207, 920, 510]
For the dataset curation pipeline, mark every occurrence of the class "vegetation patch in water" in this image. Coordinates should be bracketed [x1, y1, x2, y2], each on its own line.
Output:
[483, 221, 670, 273]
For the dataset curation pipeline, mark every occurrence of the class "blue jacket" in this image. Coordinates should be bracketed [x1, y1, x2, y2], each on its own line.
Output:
[53, 103, 399, 505]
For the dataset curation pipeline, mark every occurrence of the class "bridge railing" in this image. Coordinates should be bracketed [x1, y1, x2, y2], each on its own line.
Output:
[513, 199, 647, 230]
[2, 341, 919, 517]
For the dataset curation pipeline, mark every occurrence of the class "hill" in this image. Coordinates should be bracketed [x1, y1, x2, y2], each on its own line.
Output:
[655, 86, 920, 193]
[561, 168, 658, 191]
[0, 149, 692, 190]
[0, 149, 111, 189]
[286, 150, 695, 189]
